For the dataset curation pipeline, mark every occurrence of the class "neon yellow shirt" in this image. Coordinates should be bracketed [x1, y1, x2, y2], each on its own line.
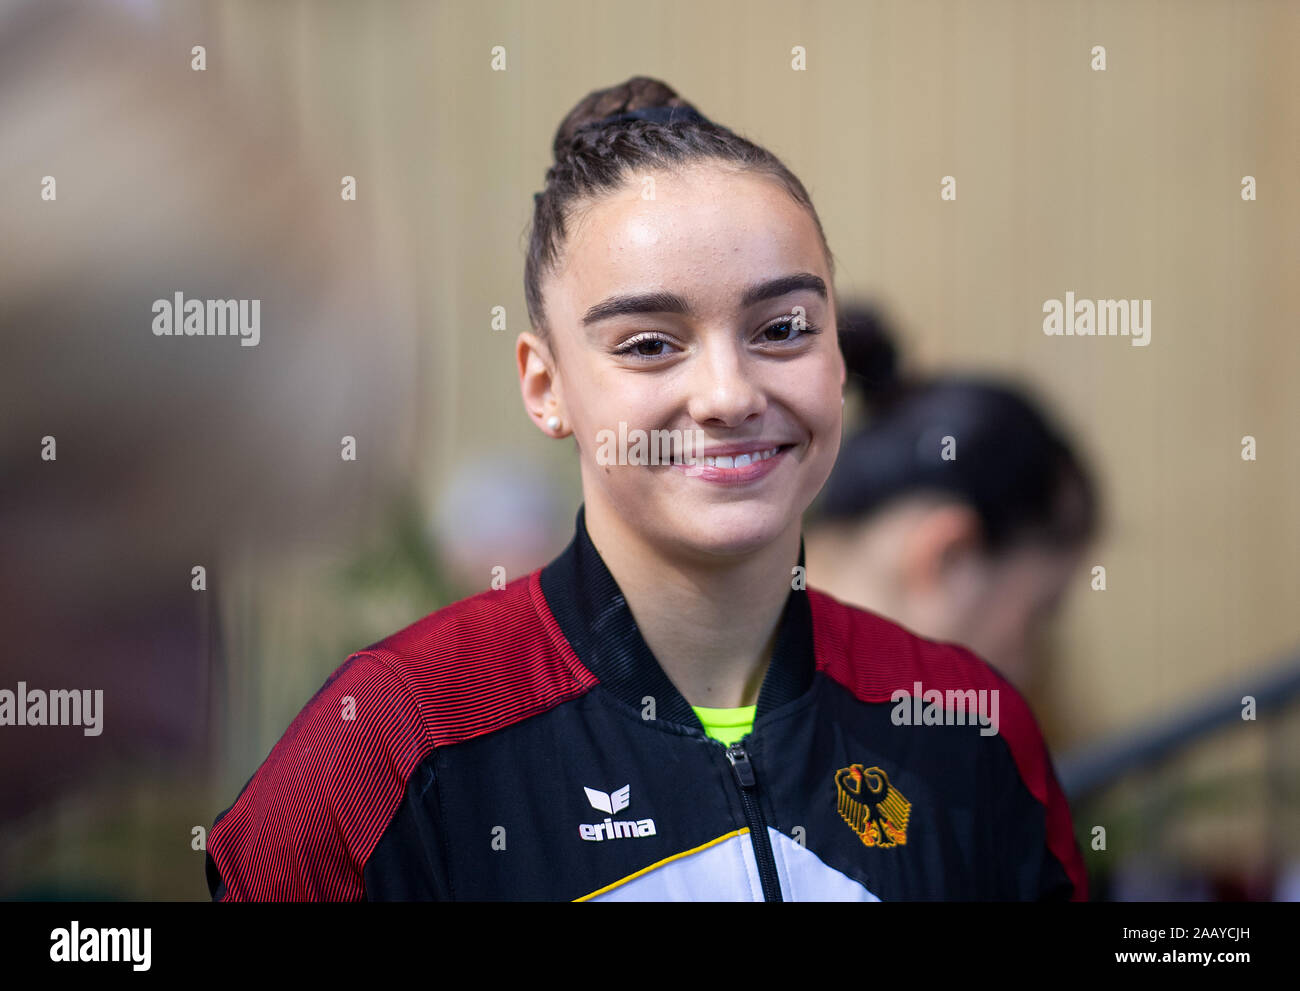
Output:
[690, 704, 756, 747]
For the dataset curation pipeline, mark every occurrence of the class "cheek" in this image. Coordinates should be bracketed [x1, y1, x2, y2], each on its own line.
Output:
[568, 363, 660, 437]
[986, 574, 1050, 651]
[782, 354, 843, 432]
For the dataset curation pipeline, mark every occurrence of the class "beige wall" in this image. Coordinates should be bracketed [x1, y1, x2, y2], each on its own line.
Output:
[212, 0, 1300, 747]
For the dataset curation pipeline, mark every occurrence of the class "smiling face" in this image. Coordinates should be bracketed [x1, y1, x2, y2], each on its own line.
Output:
[518, 161, 845, 562]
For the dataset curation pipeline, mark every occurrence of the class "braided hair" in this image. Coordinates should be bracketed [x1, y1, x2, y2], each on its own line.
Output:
[525, 76, 834, 338]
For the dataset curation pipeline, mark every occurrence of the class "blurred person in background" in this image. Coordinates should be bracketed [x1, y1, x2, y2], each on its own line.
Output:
[430, 452, 570, 599]
[805, 304, 1100, 697]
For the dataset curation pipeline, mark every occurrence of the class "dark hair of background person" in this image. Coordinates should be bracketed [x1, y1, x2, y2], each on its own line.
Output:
[524, 75, 835, 338]
[820, 304, 1100, 553]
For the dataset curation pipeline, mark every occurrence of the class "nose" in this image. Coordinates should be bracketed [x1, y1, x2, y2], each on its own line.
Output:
[685, 337, 765, 428]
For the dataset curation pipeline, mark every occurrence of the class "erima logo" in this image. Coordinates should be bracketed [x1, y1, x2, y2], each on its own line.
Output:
[584, 785, 630, 814]
[579, 784, 656, 842]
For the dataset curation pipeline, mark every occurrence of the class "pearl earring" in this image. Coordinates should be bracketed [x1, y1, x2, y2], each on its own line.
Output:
[546, 415, 561, 432]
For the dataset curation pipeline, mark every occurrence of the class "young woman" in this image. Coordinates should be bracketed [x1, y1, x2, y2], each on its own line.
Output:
[806, 303, 1099, 694]
[206, 77, 1088, 901]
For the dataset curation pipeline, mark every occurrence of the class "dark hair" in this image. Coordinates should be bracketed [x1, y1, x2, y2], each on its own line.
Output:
[819, 303, 1099, 552]
[525, 76, 834, 337]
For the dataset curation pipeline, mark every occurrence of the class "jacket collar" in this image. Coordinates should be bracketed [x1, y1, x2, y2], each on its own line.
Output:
[539, 504, 815, 729]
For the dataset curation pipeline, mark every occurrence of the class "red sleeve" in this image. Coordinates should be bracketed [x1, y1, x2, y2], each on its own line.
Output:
[986, 657, 1089, 901]
[1044, 756, 1090, 901]
[206, 652, 432, 901]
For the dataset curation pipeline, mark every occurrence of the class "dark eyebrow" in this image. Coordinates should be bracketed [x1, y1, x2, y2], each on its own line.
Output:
[740, 272, 827, 309]
[581, 272, 827, 327]
[582, 289, 689, 326]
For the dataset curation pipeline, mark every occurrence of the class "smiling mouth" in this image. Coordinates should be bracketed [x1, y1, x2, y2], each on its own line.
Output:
[670, 444, 790, 468]
[678, 445, 789, 468]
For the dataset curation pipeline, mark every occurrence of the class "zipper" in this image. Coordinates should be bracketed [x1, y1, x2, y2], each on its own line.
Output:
[724, 742, 783, 902]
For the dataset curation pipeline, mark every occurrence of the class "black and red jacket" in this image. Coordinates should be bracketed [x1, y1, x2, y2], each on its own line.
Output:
[205, 505, 1088, 901]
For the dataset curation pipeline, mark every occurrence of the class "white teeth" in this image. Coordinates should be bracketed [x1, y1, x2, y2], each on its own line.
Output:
[698, 446, 782, 468]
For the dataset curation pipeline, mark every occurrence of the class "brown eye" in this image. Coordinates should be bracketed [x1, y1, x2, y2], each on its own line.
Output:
[760, 317, 820, 344]
[613, 332, 678, 361]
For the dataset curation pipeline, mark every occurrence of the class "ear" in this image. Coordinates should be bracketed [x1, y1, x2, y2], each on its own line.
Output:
[898, 502, 983, 595]
[516, 330, 564, 436]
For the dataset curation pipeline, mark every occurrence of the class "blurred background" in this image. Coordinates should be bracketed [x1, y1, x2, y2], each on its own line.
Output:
[0, 0, 1296, 900]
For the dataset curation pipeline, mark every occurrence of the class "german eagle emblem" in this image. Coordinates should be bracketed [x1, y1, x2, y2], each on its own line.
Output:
[834, 764, 911, 848]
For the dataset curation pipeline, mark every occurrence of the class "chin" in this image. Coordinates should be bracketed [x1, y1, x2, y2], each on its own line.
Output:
[661, 497, 794, 558]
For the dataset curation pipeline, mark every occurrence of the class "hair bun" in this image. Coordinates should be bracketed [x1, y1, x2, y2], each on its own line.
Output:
[838, 302, 902, 411]
[553, 76, 701, 162]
